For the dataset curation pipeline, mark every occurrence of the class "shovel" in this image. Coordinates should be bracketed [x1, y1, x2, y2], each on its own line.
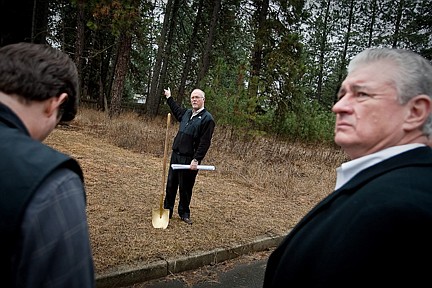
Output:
[152, 113, 171, 229]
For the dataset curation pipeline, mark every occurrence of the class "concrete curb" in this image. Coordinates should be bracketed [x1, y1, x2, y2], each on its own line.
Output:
[95, 233, 287, 288]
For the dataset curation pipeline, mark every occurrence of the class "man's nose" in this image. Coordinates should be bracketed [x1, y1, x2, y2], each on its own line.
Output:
[332, 96, 353, 114]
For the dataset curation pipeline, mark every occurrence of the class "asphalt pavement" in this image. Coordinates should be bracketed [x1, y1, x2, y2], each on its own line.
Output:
[96, 234, 287, 288]
[126, 249, 271, 288]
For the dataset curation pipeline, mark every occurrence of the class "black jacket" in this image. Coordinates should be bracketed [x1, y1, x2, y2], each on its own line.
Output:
[167, 97, 215, 161]
[263, 147, 432, 287]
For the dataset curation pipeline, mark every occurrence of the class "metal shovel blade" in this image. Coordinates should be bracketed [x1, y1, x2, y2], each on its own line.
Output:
[152, 208, 170, 229]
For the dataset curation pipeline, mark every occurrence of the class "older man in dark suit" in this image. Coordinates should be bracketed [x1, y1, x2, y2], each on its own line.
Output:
[263, 48, 432, 287]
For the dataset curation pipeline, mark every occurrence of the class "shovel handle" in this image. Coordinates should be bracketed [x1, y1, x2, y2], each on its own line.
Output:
[160, 113, 171, 210]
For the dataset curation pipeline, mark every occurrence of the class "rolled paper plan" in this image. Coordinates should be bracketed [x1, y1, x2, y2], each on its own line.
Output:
[171, 164, 216, 171]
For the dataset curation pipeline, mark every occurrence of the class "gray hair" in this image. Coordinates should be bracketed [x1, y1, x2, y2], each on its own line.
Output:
[192, 88, 205, 99]
[348, 48, 432, 136]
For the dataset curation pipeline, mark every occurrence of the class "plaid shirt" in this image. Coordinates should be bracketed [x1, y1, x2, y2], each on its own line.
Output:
[11, 168, 95, 287]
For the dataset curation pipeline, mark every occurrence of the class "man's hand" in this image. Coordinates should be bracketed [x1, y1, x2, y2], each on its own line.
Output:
[164, 87, 171, 99]
[190, 159, 198, 170]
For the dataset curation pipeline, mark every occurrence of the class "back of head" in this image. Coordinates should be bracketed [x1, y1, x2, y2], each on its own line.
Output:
[348, 48, 432, 136]
[0, 42, 79, 122]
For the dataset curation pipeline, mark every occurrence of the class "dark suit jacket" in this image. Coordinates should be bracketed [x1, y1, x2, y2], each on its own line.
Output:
[263, 147, 432, 288]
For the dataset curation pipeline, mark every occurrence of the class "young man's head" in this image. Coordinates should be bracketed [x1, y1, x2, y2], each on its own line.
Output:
[0, 42, 79, 140]
[0, 42, 79, 122]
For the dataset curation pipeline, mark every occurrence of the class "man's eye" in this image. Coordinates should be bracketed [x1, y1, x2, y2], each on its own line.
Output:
[355, 92, 371, 101]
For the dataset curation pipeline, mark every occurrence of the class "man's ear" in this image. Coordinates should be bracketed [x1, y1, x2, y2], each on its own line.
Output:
[403, 94, 431, 131]
[45, 93, 68, 117]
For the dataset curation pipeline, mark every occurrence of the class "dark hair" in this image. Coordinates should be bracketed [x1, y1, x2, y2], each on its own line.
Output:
[0, 42, 79, 122]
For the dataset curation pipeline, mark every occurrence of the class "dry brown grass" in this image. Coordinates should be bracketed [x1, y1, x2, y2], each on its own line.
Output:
[45, 107, 347, 277]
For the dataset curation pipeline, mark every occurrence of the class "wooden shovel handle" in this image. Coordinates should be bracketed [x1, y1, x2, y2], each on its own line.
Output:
[160, 113, 171, 211]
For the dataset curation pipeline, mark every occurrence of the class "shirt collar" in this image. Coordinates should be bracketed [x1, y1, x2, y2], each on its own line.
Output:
[335, 143, 426, 190]
[191, 107, 204, 118]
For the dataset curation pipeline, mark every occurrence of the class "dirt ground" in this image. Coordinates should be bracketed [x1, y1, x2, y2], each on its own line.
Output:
[45, 123, 339, 277]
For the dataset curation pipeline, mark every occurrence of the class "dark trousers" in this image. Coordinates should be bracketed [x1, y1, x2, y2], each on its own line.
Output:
[164, 152, 198, 219]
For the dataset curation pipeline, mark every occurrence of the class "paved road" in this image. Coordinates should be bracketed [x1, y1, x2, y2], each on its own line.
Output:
[126, 250, 272, 288]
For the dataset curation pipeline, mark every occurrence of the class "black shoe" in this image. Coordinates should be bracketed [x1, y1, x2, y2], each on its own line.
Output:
[165, 208, 173, 219]
[181, 217, 193, 225]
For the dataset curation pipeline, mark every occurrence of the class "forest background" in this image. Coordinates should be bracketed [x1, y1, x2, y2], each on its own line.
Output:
[1, 0, 431, 143]
[1, 0, 432, 282]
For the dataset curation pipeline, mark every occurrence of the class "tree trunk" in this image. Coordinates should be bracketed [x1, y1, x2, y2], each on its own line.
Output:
[316, 0, 331, 103]
[248, 0, 269, 99]
[367, 0, 377, 47]
[75, 0, 85, 102]
[146, 0, 173, 117]
[392, 0, 405, 48]
[333, 0, 355, 104]
[156, 0, 181, 113]
[109, 31, 132, 118]
[196, 0, 221, 84]
[32, 0, 49, 44]
[178, 0, 205, 104]
[0, 0, 48, 45]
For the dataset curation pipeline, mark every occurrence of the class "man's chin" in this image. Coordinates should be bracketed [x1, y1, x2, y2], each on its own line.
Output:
[334, 133, 352, 147]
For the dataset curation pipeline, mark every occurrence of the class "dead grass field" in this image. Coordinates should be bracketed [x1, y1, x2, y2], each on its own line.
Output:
[44, 107, 346, 277]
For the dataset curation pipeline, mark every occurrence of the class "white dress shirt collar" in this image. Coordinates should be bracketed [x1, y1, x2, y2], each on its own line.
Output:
[334, 143, 425, 190]
[191, 107, 204, 119]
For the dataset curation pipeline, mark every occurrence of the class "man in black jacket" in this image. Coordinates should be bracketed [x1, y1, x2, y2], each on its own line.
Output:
[0, 42, 95, 287]
[263, 48, 432, 287]
[163, 87, 215, 225]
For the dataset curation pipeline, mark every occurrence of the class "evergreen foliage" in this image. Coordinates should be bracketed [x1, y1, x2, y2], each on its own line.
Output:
[12, 0, 431, 143]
